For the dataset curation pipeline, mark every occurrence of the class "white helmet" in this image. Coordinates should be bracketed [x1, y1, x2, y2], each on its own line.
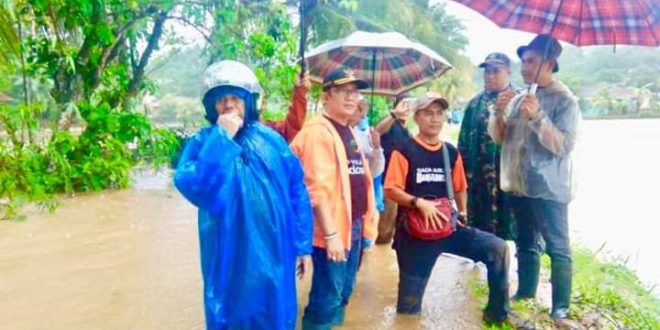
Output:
[202, 60, 262, 97]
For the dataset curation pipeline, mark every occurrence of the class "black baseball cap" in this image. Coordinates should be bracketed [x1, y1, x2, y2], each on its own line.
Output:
[394, 92, 411, 107]
[478, 52, 511, 68]
[322, 68, 369, 91]
[517, 34, 562, 72]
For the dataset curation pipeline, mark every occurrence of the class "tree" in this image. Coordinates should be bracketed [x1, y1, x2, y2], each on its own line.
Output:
[9, 0, 211, 111]
[0, 0, 205, 218]
[206, 1, 302, 111]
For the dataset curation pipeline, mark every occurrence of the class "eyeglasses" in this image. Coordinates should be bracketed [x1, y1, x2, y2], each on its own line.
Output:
[331, 87, 361, 99]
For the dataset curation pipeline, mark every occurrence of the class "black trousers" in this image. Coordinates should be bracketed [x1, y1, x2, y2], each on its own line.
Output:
[394, 225, 510, 321]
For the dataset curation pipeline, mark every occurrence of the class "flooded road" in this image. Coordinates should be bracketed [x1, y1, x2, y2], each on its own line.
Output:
[2, 118, 659, 329]
[0, 184, 204, 330]
[0, 171, 484, 330]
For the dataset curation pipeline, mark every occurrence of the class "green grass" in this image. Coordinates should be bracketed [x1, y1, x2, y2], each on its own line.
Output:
[471, 246, 660, 329]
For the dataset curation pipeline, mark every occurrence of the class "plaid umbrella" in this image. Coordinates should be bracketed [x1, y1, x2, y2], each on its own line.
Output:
[305, 31, 453, 96]
[454, 0, 660, 47]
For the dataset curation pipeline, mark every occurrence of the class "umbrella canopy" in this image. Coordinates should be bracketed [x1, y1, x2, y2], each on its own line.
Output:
[305, 31, 453, 96]
[454, 0, 660, 47]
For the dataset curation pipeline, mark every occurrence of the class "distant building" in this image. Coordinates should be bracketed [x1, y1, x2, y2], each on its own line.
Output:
[579, 82, 638, 116]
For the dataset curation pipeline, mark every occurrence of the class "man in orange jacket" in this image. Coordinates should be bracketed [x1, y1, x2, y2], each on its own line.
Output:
[291, 68, 378, 330]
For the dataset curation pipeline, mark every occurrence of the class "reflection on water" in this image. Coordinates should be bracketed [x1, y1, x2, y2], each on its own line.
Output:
[1, 119, 658, 329]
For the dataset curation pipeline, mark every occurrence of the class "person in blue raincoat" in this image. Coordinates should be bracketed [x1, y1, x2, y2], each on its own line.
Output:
[174, 60, 313, 330]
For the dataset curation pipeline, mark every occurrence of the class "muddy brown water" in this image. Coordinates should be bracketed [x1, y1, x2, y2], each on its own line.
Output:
[0, 171, 486, 330]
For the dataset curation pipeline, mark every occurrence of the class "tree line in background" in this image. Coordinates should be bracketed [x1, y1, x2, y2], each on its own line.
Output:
[557, 46, 660, 118]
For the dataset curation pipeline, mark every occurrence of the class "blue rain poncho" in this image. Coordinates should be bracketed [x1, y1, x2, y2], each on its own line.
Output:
[174, 88, 312, 329]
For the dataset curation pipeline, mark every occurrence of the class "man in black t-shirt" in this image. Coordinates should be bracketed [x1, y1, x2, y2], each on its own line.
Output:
[374, 93, 413, 244]
[292, 68, 379, 329]
[384, 92, 530, 328]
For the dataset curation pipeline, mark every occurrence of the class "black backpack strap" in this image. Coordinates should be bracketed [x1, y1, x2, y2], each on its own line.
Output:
[442, 142, 457, 230]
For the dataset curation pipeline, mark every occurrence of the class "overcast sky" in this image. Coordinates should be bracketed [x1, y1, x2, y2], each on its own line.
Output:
[441, 1, 538, 64]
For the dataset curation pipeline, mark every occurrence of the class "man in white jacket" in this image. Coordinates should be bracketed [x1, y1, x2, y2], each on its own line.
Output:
[488, 34, 581, 328]
[348, 96, 385, 178]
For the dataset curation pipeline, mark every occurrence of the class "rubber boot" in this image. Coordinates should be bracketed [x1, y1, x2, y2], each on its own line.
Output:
[515, 250, 540, 299]
[550, 257, 572, 319]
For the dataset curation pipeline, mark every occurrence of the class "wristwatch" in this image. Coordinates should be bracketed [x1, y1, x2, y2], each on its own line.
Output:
[390, 111, 397, 119]
[458, 211, 467, 222]
[410, 196, 419, 208]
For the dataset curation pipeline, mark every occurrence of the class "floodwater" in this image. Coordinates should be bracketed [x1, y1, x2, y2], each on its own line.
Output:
[0, 181, 204, 330]
[0, 171, 485, 330]
[1, 119, 659, 330]
[570, 118, 660, 294]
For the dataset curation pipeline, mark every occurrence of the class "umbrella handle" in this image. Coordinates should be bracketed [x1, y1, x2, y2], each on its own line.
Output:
[529, 83, 538, 96]
[369, 48, 377, 116]
[299, 0, 307, 77]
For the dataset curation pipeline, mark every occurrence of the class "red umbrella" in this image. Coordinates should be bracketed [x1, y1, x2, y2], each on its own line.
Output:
[454, 0, 659, 47]
[454, 0, 659, 93]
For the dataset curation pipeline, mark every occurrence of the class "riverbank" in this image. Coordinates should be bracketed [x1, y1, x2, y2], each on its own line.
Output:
[473, 246, 660, 330]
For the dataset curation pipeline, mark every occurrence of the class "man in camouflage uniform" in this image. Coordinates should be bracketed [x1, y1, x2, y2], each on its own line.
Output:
[458, 52, 517, 240]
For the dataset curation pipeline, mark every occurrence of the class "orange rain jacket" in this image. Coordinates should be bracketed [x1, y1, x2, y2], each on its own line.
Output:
[290, 115, 378, 250]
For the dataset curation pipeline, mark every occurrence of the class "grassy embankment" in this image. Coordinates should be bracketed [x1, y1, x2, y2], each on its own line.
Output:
[472, 246, 660, 330]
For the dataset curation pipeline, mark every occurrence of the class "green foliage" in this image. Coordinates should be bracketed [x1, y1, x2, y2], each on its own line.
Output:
[0, 102, 179, 220]
[0, 4, 20, 64]
[149, 94, 203, 126]
[470, 246, 660, 329]
[148, 1, 474, 126]
[202, 1, 303, 123]
[570, 248, 660, 329]
[0, 0, 203, 218]
[431, 55, 476, 106]
[365, 95, 393, 126]
[210, 1, 300, 113]
[557, 46, 660, 92]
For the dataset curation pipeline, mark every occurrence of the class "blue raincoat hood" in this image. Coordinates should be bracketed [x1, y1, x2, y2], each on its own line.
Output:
[202, 85, 260, 125]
